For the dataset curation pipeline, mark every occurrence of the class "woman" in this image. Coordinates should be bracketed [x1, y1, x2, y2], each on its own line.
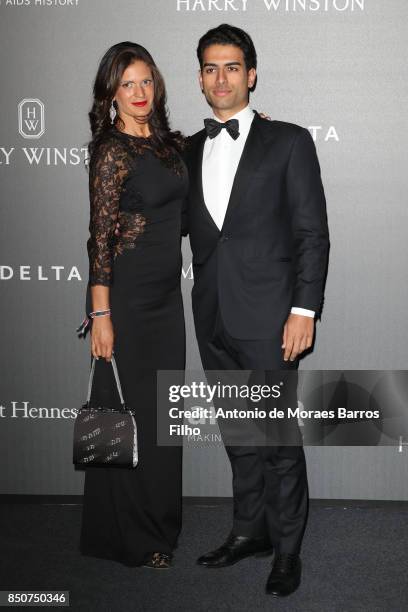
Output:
[78, 42, 188, 569]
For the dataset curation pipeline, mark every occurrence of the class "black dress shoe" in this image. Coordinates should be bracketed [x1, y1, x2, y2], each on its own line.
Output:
[197, 533, 273, 568]
[265, 553, 301, 596]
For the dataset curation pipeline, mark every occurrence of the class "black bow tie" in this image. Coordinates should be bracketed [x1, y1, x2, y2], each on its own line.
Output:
[204, 118, 240, 140]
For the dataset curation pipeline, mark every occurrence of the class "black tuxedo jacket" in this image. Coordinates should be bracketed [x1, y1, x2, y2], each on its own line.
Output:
[183, 111, 330, 341]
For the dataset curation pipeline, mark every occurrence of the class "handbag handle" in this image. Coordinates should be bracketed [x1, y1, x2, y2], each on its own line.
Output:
[86, 353, 125, 408]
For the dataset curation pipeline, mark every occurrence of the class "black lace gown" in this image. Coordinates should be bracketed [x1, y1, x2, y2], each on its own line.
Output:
[79, 127, 188, 566]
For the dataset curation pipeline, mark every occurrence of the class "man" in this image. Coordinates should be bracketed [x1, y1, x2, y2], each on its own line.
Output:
[184, 24, 329, 596]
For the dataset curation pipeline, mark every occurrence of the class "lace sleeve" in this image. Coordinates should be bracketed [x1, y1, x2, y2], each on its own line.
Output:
[87, 137, 130, 286]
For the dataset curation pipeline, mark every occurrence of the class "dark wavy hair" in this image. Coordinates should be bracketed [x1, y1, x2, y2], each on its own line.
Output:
[88, 41, 183, 160]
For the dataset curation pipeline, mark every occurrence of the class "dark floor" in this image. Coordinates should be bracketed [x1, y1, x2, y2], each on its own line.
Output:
[0, 500, 407, 612]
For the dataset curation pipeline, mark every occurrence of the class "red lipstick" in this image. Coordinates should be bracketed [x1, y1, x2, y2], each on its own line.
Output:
[132, 101, 147, 107]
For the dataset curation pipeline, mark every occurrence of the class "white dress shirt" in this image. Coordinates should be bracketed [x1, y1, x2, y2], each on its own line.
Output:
[202, 104, 314, 318]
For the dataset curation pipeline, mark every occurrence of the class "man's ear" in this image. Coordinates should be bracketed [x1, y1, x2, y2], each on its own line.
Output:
[198, 69, 204, 93]
[248, 68, 257, 90]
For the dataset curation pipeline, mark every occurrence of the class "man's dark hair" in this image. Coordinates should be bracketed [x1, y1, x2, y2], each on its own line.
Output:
[197, 23, 257, 72]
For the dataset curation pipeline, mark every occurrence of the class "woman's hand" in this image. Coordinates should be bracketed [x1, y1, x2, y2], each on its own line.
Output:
[90, 316, 114, 361]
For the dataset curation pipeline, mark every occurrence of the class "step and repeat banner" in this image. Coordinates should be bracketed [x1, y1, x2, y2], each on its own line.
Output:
[1, 0, 407, 498]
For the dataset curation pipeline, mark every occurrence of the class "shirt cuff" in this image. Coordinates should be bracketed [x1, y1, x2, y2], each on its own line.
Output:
[291, 307, 315, 318]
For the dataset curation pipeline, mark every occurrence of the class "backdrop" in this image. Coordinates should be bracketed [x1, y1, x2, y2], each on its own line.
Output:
[1, 0, 407, 499]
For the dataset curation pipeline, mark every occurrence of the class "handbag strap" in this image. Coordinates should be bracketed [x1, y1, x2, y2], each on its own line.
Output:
[86, 353, 125, 408]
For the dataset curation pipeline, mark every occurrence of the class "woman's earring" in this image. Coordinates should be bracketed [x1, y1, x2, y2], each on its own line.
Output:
[109, 100, 117, 124]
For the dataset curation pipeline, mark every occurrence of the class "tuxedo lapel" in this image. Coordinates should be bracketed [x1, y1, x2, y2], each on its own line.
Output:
[221, 113, 269, 231]
[190, 130, 220, 234]
[190, 113, 273, 234]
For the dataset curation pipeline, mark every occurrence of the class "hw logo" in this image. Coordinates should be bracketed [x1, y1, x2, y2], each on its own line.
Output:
[18, 98, 45, 139]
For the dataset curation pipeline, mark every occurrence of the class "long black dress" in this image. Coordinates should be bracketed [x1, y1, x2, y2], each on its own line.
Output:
[79, 127, 188, 566]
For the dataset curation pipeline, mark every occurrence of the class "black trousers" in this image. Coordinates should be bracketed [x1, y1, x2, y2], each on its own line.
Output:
[195, 308, 309, 555]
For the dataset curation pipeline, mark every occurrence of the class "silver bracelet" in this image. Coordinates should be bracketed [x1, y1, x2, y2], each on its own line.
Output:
[76, 309, 111, 339]
[90, 309, 111, 318]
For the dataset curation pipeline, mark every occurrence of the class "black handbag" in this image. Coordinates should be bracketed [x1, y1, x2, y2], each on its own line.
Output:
[73, 354, 138, 468]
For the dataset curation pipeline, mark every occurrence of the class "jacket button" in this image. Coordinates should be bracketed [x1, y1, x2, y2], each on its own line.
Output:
[220, 235, 230, 242]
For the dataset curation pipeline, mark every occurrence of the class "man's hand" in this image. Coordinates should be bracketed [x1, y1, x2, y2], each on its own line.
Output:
[282, 314, 314, 361]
